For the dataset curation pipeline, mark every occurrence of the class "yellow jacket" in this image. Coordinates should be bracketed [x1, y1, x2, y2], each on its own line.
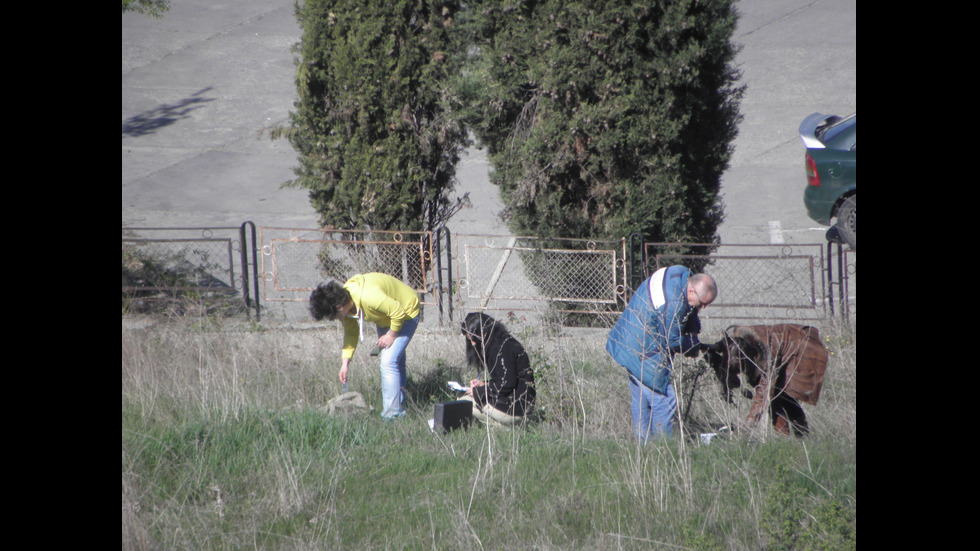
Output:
[341, 273, 421, 359]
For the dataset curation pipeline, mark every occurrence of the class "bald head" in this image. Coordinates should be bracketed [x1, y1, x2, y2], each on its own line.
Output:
[688, 273, 717, 307]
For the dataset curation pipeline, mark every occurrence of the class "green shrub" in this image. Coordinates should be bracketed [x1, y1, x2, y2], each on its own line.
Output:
[460, 0, 743, 247]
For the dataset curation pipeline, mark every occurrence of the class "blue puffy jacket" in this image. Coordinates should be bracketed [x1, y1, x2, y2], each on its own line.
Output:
[605, 266, 703, 394]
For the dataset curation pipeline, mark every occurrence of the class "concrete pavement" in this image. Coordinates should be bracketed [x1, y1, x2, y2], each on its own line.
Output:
[122, 0, 855, 320]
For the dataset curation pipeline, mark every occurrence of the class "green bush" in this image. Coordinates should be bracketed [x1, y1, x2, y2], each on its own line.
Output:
[459, 0, 743, 246]
[275, 0, 469, 232]
[277, 0, 742, 252]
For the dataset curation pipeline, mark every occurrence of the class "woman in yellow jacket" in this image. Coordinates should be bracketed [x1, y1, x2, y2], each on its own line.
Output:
[309, 273, 421, 419]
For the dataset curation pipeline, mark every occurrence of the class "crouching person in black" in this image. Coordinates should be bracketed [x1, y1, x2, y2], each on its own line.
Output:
[460, 313, 536, 426]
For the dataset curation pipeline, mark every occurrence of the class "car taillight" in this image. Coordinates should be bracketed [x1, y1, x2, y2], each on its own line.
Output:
[805, 153, 820, 186]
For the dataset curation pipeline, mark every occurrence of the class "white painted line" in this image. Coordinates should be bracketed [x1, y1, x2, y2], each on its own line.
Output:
[768, 220, 785, 244]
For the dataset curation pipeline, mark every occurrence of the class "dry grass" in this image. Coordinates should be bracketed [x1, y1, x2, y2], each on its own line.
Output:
[122, 313, 855, 550]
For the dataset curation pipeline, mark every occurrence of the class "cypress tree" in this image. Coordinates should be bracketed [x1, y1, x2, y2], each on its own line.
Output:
[276, 0, 468, 232]
[460, 0, 744, 246]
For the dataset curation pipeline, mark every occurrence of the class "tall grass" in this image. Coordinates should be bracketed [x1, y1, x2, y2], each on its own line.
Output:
[122, 314, 855, 550]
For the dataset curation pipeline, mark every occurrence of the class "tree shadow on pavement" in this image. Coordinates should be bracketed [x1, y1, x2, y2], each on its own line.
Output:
[122, 87, 215, 138]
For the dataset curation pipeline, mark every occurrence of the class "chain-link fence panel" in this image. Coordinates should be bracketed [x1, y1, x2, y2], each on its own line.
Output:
[122, 226, 256, 316]
[259, 227, 440, 310]
[645, 242, 830, 322]
[452, 234, 627, 322]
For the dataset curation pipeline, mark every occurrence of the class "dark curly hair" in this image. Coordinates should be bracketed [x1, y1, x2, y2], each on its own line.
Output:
[461, 312, 511, 367]
[308, 281, 352, 321]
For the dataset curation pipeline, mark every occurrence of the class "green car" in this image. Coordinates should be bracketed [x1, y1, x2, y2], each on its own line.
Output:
[799, 112, 856, 249]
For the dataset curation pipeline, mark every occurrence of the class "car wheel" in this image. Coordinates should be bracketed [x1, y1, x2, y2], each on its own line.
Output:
[835, 196, 856, 250]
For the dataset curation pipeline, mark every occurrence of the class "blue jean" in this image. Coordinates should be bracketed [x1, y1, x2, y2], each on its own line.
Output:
[377, 315, 419, 419]
[628, 373, 676, 441]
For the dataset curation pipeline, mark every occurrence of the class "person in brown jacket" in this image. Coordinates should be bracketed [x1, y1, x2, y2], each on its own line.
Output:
[703, 324, 828, 437]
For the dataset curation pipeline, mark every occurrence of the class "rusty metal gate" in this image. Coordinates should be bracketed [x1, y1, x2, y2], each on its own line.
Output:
[257, 227, 449, 322]
[643, 241, 847, 322]
[451, 233, 628, 319]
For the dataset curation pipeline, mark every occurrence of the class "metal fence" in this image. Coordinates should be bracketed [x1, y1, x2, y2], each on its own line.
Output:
[121, 223, 260, 318]
[644, 241, 855, 322]
[824, 241, 855, 321]
[451, 234, 628, 319]
[257, 227, 444, 315]
[122, 223, 854, 325]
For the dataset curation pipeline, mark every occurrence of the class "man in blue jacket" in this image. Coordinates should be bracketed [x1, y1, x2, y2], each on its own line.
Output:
[606, 265, 717, 441]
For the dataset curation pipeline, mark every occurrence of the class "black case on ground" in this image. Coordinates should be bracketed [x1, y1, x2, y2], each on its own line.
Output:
[433, 400, 472, 433]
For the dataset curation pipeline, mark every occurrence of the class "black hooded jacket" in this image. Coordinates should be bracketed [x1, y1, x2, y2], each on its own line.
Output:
[463, 313, 536, 417]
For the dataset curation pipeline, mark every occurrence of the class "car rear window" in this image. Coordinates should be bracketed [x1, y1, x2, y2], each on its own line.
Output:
[820, 115, 856, 150]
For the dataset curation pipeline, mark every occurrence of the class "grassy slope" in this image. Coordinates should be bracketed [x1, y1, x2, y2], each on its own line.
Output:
[122, 316, 855, 550]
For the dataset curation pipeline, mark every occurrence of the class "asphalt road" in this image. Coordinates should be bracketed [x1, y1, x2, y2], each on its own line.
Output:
[122, 0, 855, 320]
[719, 0, 855, 245]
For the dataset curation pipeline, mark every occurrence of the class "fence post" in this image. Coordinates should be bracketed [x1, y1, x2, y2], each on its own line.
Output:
[825, 226, 850, 324]
[240, 221, 261, 321]
[837, 245, 853, 325]
[825, 239, 835, 318]
[627, 232, 645, 296]
[435, 226, 454, 325]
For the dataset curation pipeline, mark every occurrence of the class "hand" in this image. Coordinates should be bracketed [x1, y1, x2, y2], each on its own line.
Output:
[376, 330, 398, 350]
[465, 379, 483, 397]
[684, 344, 702, 358]
[339, 358, 350, 384]
[685, 341, 712, 358]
